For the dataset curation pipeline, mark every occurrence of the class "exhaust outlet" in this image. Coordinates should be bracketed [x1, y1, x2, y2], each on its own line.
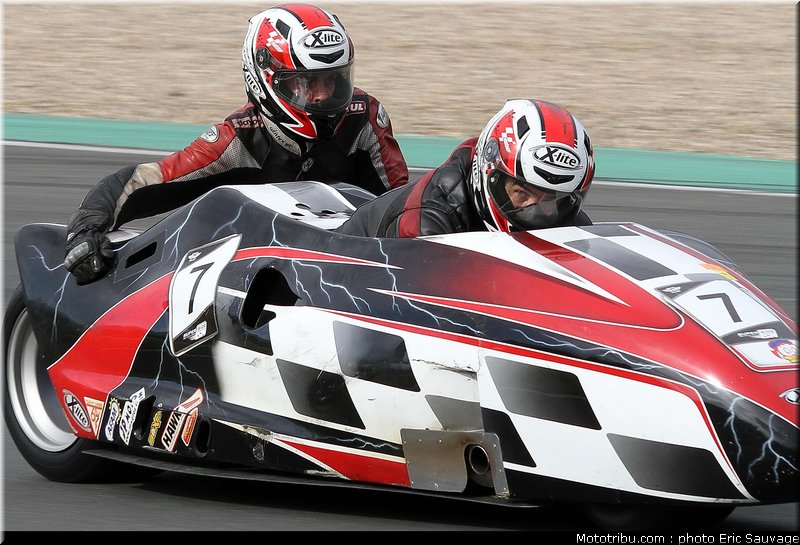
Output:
[466, 443, 493, 488]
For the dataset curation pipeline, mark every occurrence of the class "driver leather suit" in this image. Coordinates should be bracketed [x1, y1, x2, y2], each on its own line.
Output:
[336, 137, 591, 238]
[69, 89, 408, 235]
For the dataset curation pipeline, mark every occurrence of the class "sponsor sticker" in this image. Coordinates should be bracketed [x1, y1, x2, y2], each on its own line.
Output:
[376, 103, 389, 128]
[104, 398, 121, 441]
[264, 118, 301, 155]
[347, 101, 366, 115]
[231, 115, 265, 130]
[769, 339, 798, 363]
[182, 321, 208, 342]
[181, 408, 199, 447]
[244, 72, 265, 99]
[84, 397, 105, 437]
[63, 390, 91, 432]
[161, 389, 205, 452]
[470, 156, 481, 190]
[161, 412, 187, 452]
[498, 127, 515, 154]
[118, 388, 146, 446]
[199, 126, 219, 143]
[148, 411, 163, 447]
[701, 262, 736, 281]
[737, 328, 778, 340]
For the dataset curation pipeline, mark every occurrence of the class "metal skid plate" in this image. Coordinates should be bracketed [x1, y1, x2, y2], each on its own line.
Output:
[401, 429, 508, 496]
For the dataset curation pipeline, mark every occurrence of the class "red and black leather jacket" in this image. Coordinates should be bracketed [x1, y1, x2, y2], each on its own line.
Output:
[71, 88, 408, 233]
[336, 137, 591, 238]
[336, 138, 485, 238]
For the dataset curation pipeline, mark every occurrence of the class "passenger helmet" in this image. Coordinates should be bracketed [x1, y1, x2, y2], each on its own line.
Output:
[242, 3, 355, 142]
[470, 99, 594, 231]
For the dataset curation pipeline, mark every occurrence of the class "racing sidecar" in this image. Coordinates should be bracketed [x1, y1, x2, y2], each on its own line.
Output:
[5, 182, 798, 531]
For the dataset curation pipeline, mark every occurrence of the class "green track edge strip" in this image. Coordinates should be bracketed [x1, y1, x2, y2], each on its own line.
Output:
[3, 113, 796, 193]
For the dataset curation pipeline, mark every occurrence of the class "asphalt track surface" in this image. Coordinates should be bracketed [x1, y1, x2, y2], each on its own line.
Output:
[2, 142, 798, 533]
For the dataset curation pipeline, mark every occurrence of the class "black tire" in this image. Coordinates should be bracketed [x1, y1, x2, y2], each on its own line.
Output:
[583, 502, 735, 532]
[4, 284, 160, 483]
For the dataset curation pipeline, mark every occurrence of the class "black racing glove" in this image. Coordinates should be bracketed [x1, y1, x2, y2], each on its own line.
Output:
[64, 209, 114, 284]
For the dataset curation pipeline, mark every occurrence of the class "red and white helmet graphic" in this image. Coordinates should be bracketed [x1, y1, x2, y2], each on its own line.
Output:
[242, 3, 355, 142]
[470, 99, 595, 232]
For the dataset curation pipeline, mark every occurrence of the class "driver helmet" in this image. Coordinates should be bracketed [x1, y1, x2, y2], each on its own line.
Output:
[242, 3, 355, 142]
[470, 99, 594, 232]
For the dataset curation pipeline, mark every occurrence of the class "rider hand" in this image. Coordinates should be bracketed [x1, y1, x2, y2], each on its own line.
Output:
[64, 210, 114, 284]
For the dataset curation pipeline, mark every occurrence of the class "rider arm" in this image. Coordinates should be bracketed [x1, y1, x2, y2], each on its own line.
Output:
[337, 149, 478, 238]
[351, 93, 409, 193]
[65, 117, 261, 283]
[70, 119, 259, 234]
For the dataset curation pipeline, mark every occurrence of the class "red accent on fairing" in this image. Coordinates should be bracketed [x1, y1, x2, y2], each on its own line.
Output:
[324, 309, 736, 474]
[281, 439, 411, 486]
[233, 246, 399, 268]
[159, 123, 238, 182]
[372, 228, 796, 425]
[48, 274, 173, 439]
[440, 230, 682, 330]
[533, 99, 577, 146]
[626, 224, 798, 332]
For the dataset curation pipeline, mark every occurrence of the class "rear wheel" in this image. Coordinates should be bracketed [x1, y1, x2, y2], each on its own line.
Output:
[4, 284, 158, 482]
[584, 502, 735, 531]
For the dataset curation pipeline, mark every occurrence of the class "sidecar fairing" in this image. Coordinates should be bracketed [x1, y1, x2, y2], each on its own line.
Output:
[8, 181, 798, 528]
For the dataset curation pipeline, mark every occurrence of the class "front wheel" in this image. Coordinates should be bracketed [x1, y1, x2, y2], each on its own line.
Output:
[4, 284, 157, 482]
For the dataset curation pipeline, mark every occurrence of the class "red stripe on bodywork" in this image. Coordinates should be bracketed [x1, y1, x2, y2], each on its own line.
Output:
[49, 274, 173, 438]
[468, 231, 681, 330]
[282, 439, 411, 486]
[534, 99, 576, 146]
[233, 246, 399, 268]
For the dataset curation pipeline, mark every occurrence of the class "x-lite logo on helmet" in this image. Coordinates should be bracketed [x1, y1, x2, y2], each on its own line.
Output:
[532, 145, 582, 170]
[302, 29, 343, 48]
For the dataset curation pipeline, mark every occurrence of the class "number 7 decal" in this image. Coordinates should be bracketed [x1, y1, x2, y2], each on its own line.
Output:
[696, 292, 742, 323]
[169, 234, 241, 356]
[672, 279, 777, 338]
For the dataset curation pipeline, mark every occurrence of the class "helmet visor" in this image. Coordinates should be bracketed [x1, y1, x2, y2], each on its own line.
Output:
[273, 63, 354, 116]
[488, 171, 579, 230]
